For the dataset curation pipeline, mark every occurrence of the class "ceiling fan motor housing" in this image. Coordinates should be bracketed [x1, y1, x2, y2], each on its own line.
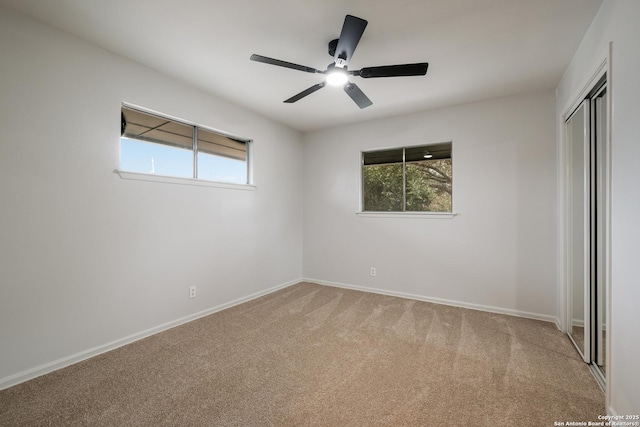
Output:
[329, 39, 348, 67]
[328, 39, 339, 57]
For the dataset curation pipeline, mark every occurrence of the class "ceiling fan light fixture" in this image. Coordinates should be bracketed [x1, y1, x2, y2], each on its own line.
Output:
[423, 152, 433, 159]
[326, 69, 349, 86]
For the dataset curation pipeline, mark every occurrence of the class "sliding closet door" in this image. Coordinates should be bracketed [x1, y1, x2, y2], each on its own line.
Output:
[566, 100, 590, 363]
[565, 74, 608, 389]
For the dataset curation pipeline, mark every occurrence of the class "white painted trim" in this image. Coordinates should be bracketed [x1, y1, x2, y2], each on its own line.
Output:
[303, 278, 560, 326]
[561, 56, 608, 122]
[115, 169, 256, 190]
[556, 106, 569, 333]
[0, 278, 299, 391]
[356, 212, 457, 219]
[604, 40, 614, 415]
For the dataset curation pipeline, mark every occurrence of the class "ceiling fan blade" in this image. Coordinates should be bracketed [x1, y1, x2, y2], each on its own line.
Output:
[284, 82, 326, 103]
[250, 54, 322, 74]
[334, 15, 368, 68]
[343, 83, 372, 109]
[353, 63, 429, 78]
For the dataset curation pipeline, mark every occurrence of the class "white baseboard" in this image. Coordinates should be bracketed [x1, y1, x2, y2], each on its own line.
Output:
[0, 278, 300, 391]
[303, 278, 560, 326]
[1, 277, 562, 390]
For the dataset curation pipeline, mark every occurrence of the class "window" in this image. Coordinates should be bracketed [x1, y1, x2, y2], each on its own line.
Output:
[120, 106, 250, 185]
[362, 142, 452, 212]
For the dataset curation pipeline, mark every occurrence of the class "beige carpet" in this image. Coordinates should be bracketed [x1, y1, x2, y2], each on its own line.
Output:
[0, 282, 604, 426]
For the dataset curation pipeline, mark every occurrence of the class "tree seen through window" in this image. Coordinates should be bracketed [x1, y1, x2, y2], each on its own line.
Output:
[362, 143, 452, 212]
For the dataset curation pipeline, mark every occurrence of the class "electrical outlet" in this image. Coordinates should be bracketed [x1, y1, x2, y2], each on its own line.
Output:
[370, 267, 376, 277]
[189, 286, 196, 299]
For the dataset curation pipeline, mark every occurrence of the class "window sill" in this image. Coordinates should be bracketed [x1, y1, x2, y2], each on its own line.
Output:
[356, 212, 457, 219]
[115, 170, 256, 191]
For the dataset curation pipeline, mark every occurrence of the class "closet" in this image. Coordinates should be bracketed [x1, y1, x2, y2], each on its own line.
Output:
[565, 73, 608, 389]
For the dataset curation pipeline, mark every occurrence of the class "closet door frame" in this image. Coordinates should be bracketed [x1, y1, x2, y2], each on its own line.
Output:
[559, 51, 611, 397]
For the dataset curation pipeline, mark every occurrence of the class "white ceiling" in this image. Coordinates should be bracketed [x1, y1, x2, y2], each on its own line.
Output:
[1, 0, 602, 132]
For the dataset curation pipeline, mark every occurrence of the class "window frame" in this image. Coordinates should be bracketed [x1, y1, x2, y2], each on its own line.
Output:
[358, 141, 456, 218]
[117, 104, 254, 189]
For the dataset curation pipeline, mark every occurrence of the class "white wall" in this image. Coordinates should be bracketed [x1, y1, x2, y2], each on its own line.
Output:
[303, 91, 558, 321]
[4, 1, 636, 414]
[0, 6, 303, 386]
[556, 0, 640, 415]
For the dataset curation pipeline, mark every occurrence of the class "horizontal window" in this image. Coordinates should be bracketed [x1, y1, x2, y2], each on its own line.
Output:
[120, 106, 251, 185]
[362, 142, 452, 213]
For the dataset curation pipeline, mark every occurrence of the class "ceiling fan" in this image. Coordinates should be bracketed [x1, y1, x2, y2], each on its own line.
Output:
[250, 14, 429, 109]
